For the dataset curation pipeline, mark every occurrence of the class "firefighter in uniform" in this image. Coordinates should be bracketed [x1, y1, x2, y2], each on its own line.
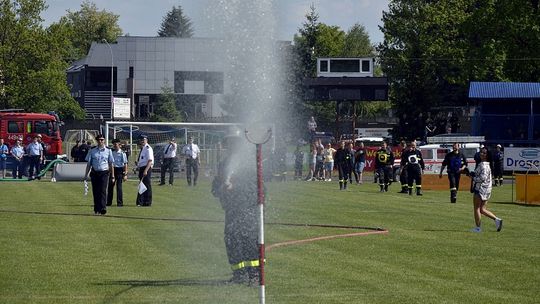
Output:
[334, 141, 353, 190]
[397, 140, 409, 193]
[493, 144, 504, 186]
[401, 141, 425, 196]
[439, 142, 468, 203]
[375, 141, 395, 192]
[212, 130, 260, 285]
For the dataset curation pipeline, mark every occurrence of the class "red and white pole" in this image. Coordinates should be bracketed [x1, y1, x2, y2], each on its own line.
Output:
[256, 143, 266, 304]
[245, 126, 271, 304]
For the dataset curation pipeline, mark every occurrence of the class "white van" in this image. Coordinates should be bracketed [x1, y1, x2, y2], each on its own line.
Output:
[418, 142, 480, 174]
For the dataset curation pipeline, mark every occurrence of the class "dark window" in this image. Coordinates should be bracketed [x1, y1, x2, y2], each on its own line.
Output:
[361, 60, 371, 72]
[174, 71, 224, 94]
[320, 60, 328, 72]
[8, 121, 22, 133]
[34, 121, 49, 135]
[330, 59, 360, 73]
[129, 67, 134, 78]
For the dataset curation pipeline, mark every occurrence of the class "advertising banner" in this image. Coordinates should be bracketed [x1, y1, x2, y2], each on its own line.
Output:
[504, 147, 540, 171]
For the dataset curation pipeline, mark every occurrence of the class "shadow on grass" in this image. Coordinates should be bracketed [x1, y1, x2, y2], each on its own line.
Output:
[97, 278, 233, 304]
[490, 201, 540, 207]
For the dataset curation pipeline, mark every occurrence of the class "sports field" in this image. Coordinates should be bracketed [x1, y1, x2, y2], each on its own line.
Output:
[0, 176, 538, 304]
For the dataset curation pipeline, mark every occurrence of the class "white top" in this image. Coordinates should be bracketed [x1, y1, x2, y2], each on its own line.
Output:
[473, 161, 492, 201]
[137, 144, 154, 168]
[182, 143, 200, 160]
[163, 142, 177, 158]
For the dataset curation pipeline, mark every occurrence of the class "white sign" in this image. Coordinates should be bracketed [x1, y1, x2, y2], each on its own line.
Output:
[113, 97, 131, 119]
[355, 128, 391, 138]
[504, 147, 540, 171]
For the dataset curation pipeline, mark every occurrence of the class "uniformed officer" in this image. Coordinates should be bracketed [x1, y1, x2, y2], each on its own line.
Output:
[334, 141, 354, 190]
[136, 134, 154, 206]
[397, 140, 409, 193]
[84, 134, 114, 215]
[107, 138, 128, 207]
[159, 137, 177, 186]
[493, 144, 504, 186]
[26, 135, 43, 180]
[439, 142, 468, 203]
[182, 136, 200, 186]
[401, 141, 425, 196]
[375, 141, 395, 192]
[211, 130, 260, 285]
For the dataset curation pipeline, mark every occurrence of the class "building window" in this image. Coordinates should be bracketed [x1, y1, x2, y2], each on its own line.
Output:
[129, 66, 134, 78]
[8, 121, 22, 133]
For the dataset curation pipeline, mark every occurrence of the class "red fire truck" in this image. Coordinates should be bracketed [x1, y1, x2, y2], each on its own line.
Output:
[0, 111, 64, 159]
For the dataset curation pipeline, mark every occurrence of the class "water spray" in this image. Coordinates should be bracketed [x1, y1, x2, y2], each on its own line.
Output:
[245, 125, 272, 304]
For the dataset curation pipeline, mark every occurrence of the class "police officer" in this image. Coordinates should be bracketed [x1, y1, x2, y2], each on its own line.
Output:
[84, 134, 114, 215]
[334, 141, 354, 190]
[375, 141, 395, 192]
[136, 134, 154, 207]
[211, 130, 260, 285]
[182, 136, 200, 186]
[401, 141, 425, 196]
[107, 138, 128, 207]
[439, 142, 468, 203]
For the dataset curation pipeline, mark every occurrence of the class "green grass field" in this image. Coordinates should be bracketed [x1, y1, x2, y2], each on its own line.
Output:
[0, 175, 538, 304]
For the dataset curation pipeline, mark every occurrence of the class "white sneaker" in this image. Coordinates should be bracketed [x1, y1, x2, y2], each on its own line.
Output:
[495, 219, 503, 232]
[327, 178, 331, 182]
[470, 227, 482, 233]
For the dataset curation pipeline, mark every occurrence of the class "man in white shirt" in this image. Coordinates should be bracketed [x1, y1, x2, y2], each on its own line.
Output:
[159, 137, 177, 186]
[182, 136, 200, 186]
[136, 134, 154, 206]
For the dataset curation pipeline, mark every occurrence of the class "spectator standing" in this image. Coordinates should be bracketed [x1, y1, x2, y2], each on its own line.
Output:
[10, 138, 25, 179]
[313, 144, 324, 180]
[470, 147, 503, 233]
[307, 116, 317, 141]
[182, 136, 200, 186]
[84, 134, 114, 215]
[493, 144, 504, 186]
[107, 139, 128, 207]
[293, 145, 304, 180]
[160, 137, 177, 186]
[71, 140, 81, 162]
[397, 140, 409, 193]
[26, 135, 43, 180]
[136, 134, 154, 206]
[322, 143, 336, 181]
[439, 143, 468, 203]
[304, 143, 316, 181]
[353, 141, 366, 184]
[0, 138, 8, 178]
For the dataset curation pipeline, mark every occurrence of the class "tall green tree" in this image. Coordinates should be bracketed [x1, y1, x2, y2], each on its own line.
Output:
[342, 23, 375, 57]
[59, 1, 122, 60]
[152, 81, 182, 122]
[157, 5, 194, 38]
[0, 0, 84, 119]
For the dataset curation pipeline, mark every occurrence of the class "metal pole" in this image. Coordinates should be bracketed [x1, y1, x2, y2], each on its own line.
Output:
[102, 39, 114, 121]
[256, 143, 265, 304]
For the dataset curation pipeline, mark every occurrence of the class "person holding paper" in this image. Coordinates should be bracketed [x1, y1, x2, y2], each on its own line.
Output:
[136, 134, 154, 206]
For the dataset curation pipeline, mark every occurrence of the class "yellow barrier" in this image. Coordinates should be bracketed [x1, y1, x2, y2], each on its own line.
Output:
[515, 174, 540, 205]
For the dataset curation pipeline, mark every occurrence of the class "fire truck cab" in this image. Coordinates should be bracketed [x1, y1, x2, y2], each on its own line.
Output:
[0, 111, 64, 159]
[419, 134, 484, 174]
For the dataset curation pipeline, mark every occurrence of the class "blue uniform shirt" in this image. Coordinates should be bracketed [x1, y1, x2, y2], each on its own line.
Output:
[27, 142, 43, 156]
[85, 146, 114, 171]
[112, 149, 127, 168]
[11, 146, 24, 159]
[0, 144, 8, 159]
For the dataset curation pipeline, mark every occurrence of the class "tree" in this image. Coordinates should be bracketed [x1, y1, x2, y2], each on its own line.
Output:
[158, 5, 194, 38]
[0, 0, 84, 119]
[342, 23, 375, 57]
[152, 81, 182, 122]
[60, 1, 122, 60]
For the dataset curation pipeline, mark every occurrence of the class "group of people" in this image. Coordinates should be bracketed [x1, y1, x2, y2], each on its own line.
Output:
[83, 134, 201, 215]
[0, 134, 47, 180]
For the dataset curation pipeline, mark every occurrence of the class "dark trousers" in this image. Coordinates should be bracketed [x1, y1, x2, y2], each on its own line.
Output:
[407, 165, 422, 188]
[136, 167, 152, 206]
[377, 166, 392, 187]
[90, 170, 109, 214]
[107, 167, 124, 206]
[12, 159, 23, 179]
[337, 164, 352, 189]
[224, 209, 259, 271]
[28, 155, 41, 179]
[186, 158, 199, 186]
[294, 163, 303, 179]
[160, 158, 175, 185]
[448, 172, 461, 199]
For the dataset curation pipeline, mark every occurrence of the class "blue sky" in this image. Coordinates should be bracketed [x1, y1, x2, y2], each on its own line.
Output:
[42, 0, 390, 44]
